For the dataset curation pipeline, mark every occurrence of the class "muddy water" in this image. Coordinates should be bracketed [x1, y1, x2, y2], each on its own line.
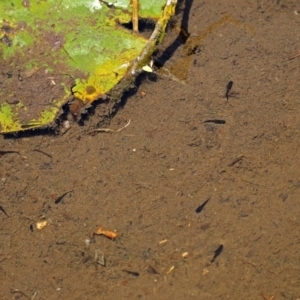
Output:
[1, 1, 300, 299]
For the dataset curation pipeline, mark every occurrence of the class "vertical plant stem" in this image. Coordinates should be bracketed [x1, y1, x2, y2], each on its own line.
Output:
[130, 0, 178, 73]
[110, 0, 178, 103]
[132, 0, 139, 32]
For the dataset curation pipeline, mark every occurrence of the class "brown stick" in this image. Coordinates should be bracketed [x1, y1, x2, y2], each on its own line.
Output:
[288, 50, 300, 60]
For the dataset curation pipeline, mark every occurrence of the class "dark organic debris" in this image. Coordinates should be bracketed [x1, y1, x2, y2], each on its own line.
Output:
[279, 193, 288, 202]
[147, 265, 160, 274]
[200, 223, 210, 230]
[0, 35, 12, 47]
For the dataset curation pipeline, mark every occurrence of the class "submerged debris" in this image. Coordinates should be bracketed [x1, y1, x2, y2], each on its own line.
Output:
[36, 220, 48, 230]
[94, 227, 118, 240]
[95, 249, 106, 266]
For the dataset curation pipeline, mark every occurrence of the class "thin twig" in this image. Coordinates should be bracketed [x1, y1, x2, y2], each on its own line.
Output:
[0, 205, 9, 217]
[33, 148, 52, 159]
[228, 155, 244, 167]
[31, 291, 38, 300]
[0, 150, 20, 157]
[91, 119, 131, 134]
[116, 119, 131, 132]
[11, 289, 30, 299]
[288, 50, 300, 60]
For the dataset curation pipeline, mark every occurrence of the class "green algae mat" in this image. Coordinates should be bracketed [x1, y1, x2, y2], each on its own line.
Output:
[0, 0, 177, 133]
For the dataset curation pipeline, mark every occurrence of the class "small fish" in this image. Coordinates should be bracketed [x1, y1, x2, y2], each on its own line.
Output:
[0, 205, 9, 217]
[54, 190, 72, 204]
[122, 269, 139, 276]
[195, 197, 211, 214]
[225, 81, 233, 100]
[211, 244, 224, 263]
[203, 120, 226, 124]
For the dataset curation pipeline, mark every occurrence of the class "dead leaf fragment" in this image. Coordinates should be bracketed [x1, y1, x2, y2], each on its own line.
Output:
[95, 227, 118, 239]
[182, 252, 189, 258]
[95, 249, 106, 266]
[159, 239, 168, 245]
[24, 67, 39, 78]
[36, 220, 48, 230]
[202, 268, 209, 275]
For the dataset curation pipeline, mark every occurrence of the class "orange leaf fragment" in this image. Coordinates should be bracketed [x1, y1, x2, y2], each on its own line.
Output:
[95, 227, 118, 239]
